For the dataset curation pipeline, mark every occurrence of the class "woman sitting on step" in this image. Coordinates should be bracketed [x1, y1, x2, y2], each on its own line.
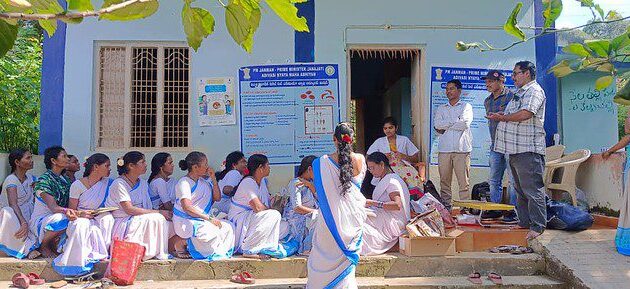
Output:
[213, 151, 247, 214]
[105, 151, 172, 260]
[0, 149, 38, 259]
[53, 153, 114, 276]
[228, 154, 286, 259]
[281, 155, 318, 256]
[30, 146, 80, 258]
[148, 152, 177, 211]
[172, 151, 235, 260]
[360, 152, 411, 256]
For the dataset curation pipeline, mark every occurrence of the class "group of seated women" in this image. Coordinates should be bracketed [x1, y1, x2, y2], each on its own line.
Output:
[0, 118, 420, 278]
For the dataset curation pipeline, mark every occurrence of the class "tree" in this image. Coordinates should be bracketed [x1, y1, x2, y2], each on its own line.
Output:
[0, 0, 310, 57]
[0, 21, 41, 153]
[456, 0, 630, 102]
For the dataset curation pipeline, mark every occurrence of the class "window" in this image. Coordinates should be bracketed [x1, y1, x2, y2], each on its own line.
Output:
[96, 43, 190, 149]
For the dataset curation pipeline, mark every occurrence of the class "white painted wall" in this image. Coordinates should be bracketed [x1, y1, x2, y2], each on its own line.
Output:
[61, 0, 537, 193]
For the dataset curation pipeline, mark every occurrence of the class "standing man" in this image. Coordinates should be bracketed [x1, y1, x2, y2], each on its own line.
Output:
[434, 79, 473, 211]
[482, 70, 518, 224]
[488, 61, 547, 240]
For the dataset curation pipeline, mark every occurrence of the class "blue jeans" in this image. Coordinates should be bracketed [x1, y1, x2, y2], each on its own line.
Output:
[488, 150, 517, 205]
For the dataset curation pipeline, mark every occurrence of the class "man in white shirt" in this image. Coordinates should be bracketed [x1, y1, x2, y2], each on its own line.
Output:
[433, 79, 473, 211]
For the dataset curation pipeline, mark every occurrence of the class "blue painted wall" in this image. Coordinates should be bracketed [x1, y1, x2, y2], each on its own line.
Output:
[39, 0, 67, 152]
[534, 0, 559, 146]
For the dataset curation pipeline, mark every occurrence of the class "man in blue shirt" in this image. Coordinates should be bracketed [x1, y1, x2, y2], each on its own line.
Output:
[482, 70, 517, 224]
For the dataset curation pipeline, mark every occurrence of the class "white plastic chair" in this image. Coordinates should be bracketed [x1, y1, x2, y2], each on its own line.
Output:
[544, 149, 592, 206]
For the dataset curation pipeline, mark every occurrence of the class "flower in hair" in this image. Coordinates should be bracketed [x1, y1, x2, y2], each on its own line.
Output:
[82, 162, 87, 168]
[117, 158, 124, 167]
[341, 134, 352, 144]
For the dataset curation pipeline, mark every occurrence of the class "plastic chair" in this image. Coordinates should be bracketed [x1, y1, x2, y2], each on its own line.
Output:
[544, 149, 591, 206]
[546, 145, 566, 162]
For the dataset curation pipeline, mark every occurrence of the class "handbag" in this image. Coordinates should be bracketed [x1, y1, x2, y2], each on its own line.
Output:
[106, 239, 146, 285]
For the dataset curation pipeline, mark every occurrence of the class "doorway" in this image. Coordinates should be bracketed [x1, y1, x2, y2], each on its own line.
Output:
[347, 47, 422, 158]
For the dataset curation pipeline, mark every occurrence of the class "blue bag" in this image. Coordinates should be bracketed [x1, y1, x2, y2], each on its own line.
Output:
[546, 200, 593, 231]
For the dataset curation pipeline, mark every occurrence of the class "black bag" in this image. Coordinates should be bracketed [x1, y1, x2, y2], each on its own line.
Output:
[423, 180, 446, 206]
[472, 182, 491, 202]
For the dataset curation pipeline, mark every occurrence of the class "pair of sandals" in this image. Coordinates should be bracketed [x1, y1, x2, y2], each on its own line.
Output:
[230, 271, 255, 284]
[489, 245, 534, 254]
[468, 272, 502, 285]
[11, 272, 45, 288]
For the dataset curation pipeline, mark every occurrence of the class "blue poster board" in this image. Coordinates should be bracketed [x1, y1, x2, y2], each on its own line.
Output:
[238, 64, 341, 165]
[429, 66, 514, 167]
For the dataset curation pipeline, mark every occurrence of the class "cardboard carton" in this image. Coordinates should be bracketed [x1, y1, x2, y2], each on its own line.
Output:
[399, 229, 464, 257]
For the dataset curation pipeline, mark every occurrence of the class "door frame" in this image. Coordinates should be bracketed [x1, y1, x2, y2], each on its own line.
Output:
[345, 44, 428, 163]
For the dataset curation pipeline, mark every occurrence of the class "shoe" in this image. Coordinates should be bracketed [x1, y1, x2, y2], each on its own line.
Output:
[501, 211, 519, 224]
[481, 210, 503, 220]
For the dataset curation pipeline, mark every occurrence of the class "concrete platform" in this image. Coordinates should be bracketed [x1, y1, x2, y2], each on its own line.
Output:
[0, 252, 546, 282]
[531, 229, 630, 289]
[0, 276, 564, 289]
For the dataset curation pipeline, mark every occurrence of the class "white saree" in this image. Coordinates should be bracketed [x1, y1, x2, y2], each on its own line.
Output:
[0, 174, 37, 258]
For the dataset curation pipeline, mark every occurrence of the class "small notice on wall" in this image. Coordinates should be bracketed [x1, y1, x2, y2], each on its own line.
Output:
[197, 77, 236, 126]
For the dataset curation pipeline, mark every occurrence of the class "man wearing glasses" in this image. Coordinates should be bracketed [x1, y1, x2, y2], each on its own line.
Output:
[487, 61, 547, 240]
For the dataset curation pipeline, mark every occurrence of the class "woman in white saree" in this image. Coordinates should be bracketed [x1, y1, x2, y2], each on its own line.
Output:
[105, 151, 172, 260]
[229, 154, 285, 259]
[360, 152, 410, 256]
[53, 153, 114, 276]
[0, 149, 37, 259]
[172, 151, 235, 260]
[307, 123, 367, 289]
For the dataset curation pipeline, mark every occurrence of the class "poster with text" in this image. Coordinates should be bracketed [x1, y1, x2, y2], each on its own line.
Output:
[197, 77, 236, 126]
[239, 64, 340, 165]
[429, 66, 514, 167]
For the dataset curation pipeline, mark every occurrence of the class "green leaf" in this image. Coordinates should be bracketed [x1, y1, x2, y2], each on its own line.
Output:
[100, 0, 159, 21]
[548, 60, 574, 78]
[38, 19, 56, 36]
[595, 75, 613, 90]
[562, 43, 590, 57]
[68, 0, 93, 11]
[232, 0, 261, 52]
[182, 2, 215, 51]
[265, 0, 309, 32]
[595, 62, 614, 73]
[26, 0, 64, 36]
[0, 20, 18, 58]
[584, 39, 611, 57]
[225, 2, 250, 48]
[614, 81, 630, 105]
[594, 4, 605, 20]
[7, 0, 32, 8]
[577, 0, 594, 7]
[611, 32, 630, 52]
[542, 0, 562, 29]
[503, 2, 525, 41]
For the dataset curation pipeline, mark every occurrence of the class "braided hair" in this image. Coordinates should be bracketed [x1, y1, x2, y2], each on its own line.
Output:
[334, 122, 355, 194]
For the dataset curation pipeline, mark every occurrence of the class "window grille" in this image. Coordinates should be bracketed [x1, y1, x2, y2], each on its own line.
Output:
[96, 43, 190, 149]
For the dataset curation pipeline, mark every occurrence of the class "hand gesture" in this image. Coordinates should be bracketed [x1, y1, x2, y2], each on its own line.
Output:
[159, 209, 173, 221]
[79, 210, 95, 219]
[297, 178, 316, 193]
[14, 222, 29, 239]
[485, 112, 504, 121]
[65, 208, 79, 221]
[210, 217, 222, 228]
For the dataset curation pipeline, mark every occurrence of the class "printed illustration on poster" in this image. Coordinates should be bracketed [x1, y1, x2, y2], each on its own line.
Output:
[197, 77, 236, 126]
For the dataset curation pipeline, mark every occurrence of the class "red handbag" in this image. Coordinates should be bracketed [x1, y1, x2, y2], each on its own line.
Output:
[106, 239, 145, 285]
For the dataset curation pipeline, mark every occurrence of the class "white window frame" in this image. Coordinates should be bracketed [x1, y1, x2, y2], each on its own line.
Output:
[93, 41, 192, 151]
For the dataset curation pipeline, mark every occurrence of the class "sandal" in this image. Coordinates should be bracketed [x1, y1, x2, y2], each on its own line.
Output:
[467, 272, 482, 285]
[511, 246, 534, 255]
[230, 271, 255, 284]
[12, 273, 30, 289]
[27, 272, 45, 285]
[488, 272, 503, 285]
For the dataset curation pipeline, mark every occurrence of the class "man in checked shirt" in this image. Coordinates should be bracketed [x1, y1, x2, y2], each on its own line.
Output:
[487, 61, 547, 240]
[481, 70, 518, 224]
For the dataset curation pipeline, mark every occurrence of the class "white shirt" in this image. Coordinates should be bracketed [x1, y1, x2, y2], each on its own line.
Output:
[1, 173, 36, 208]
[366, 135, 420, 156]
[433, 100, 473, 153]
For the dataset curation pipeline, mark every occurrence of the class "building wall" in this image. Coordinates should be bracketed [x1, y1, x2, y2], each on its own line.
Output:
[59, 0, 537, 192]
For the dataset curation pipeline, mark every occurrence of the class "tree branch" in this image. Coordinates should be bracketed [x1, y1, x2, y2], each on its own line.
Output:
[0, 0, 148, 21]
[474, 16, 630, 52]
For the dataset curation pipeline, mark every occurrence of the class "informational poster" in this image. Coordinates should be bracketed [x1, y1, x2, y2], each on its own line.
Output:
[429, 66, 514, 167]
[197, 77, 236, 126]
[239, 64, 340, 165]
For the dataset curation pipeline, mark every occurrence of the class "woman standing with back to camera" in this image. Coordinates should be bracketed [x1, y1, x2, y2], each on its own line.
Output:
[307, 123, 367, 289]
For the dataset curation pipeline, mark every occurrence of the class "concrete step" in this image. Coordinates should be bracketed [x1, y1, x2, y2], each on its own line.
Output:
[0, 252, 546, 282]
[0, 276, 564, 289]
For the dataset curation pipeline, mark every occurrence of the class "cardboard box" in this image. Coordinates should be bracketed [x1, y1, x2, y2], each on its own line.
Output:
[399, 230, 464, 257]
